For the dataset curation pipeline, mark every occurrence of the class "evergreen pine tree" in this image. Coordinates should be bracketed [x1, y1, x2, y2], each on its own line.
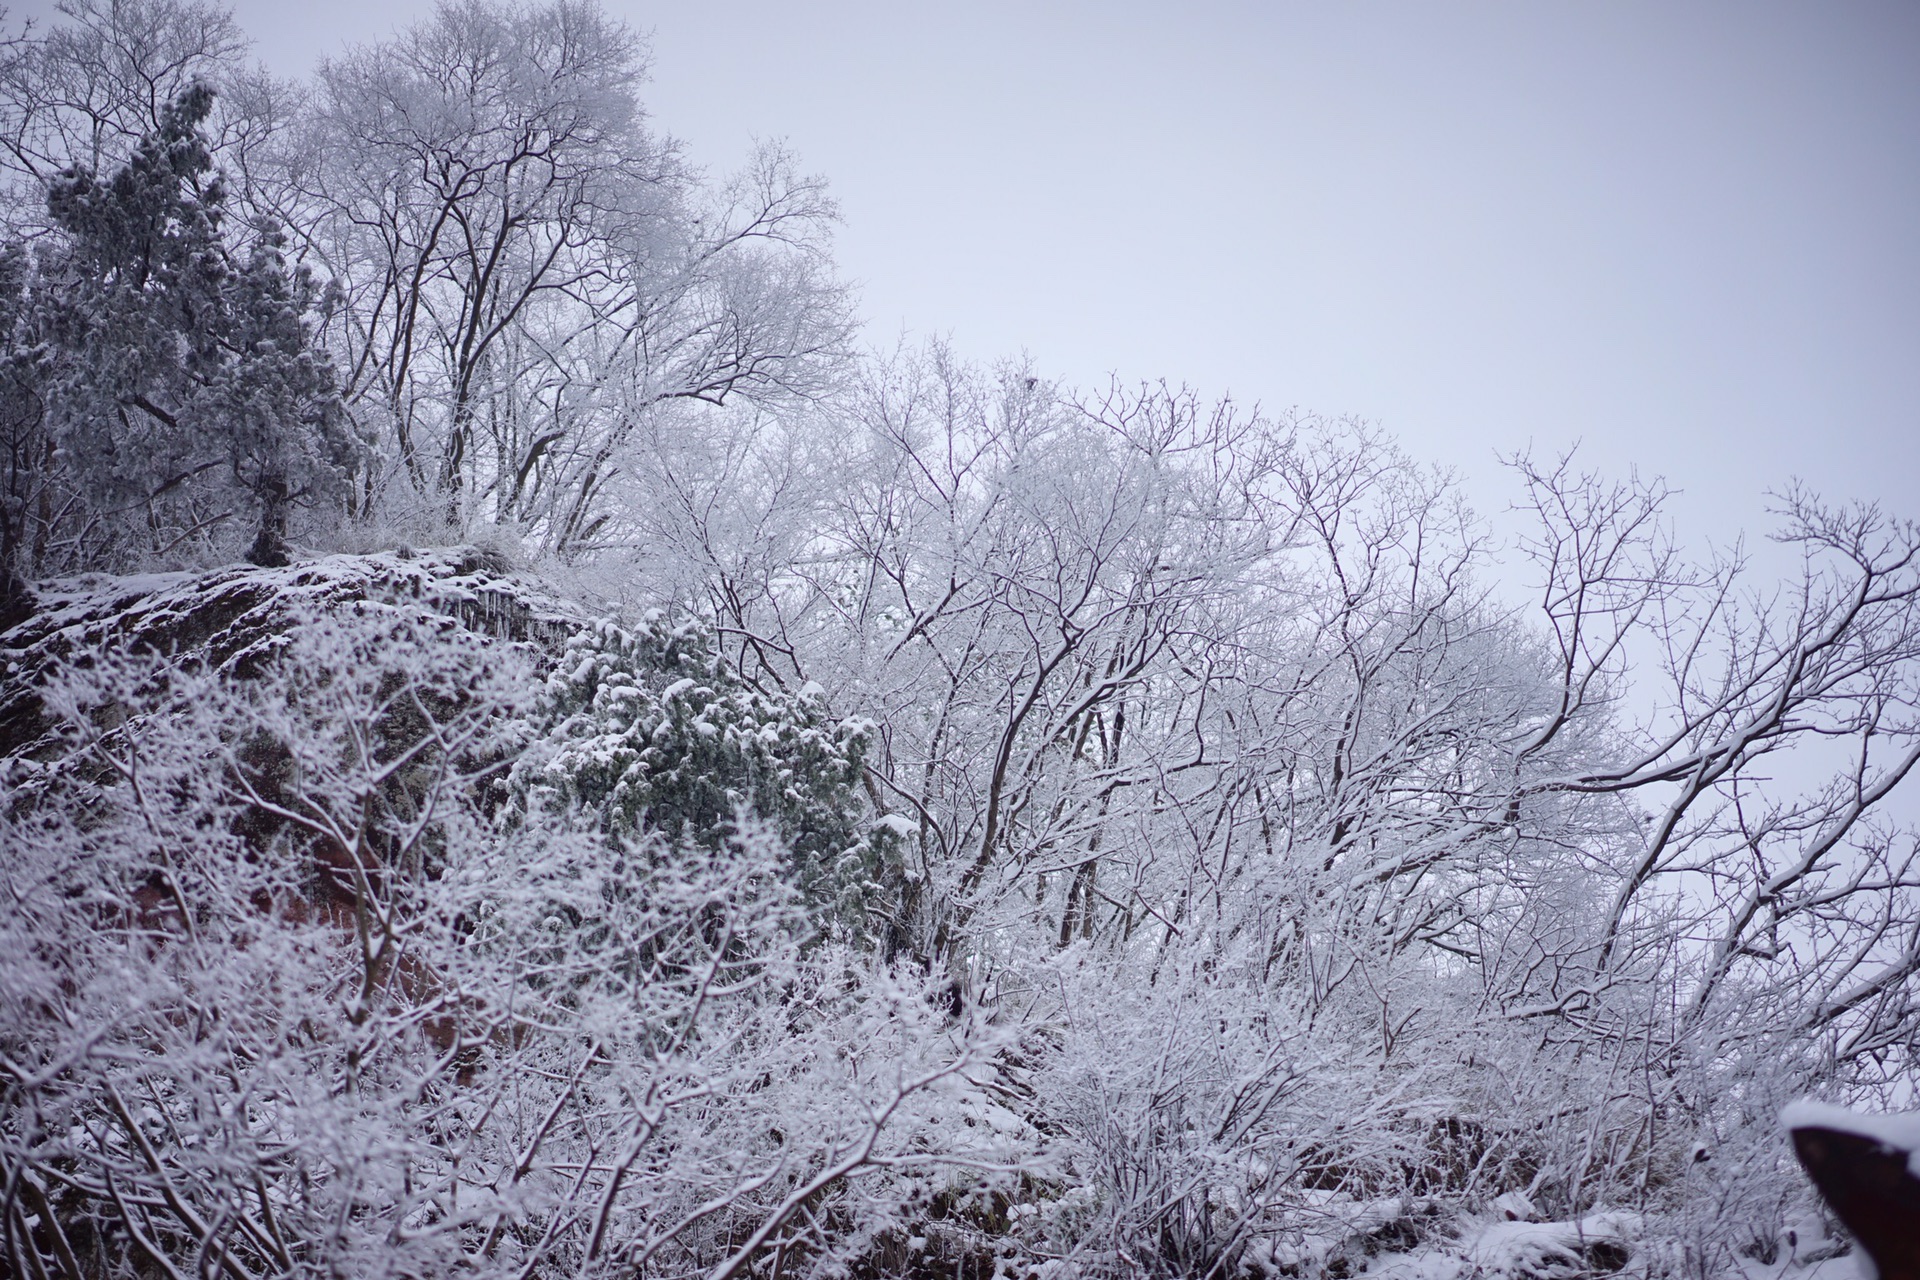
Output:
[38, 81, 350, 567]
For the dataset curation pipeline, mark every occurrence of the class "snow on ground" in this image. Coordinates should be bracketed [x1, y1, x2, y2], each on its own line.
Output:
[1, 548, 588, 762]
[1734, 1234, 1874, 1280]
[1319, 1211, 1637, 1280]
[1237, 1201, 1870, 1280]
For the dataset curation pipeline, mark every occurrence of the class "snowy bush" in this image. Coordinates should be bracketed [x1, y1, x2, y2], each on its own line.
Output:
[511, 613, 901, 947]
[0, 601, 1014, 1278]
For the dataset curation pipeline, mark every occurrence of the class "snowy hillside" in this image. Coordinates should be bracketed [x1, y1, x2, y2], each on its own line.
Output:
[1, 1, 1915, 1275]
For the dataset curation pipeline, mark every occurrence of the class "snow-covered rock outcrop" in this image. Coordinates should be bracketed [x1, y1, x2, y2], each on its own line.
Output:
[0, 546, 583, 763]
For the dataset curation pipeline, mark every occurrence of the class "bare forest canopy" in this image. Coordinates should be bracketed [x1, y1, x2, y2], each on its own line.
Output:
[0, 3, 1917, 1279]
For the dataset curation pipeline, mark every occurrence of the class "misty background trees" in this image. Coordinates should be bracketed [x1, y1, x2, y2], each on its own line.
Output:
[1, 2, 1916, 1278]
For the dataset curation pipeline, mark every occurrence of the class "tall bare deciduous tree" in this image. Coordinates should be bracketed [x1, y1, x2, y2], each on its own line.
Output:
[281, 0, 848, 550]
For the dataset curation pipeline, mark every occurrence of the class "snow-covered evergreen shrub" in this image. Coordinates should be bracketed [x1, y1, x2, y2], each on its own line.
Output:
[512, 613, 901, 946]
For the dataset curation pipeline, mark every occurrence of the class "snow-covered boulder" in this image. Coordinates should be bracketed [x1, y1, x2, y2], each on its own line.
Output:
[0, 546, 583, 763]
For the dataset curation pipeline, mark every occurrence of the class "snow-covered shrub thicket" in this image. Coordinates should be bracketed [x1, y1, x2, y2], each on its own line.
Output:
[620, 347, 1920, 1276]
[0, 585, 1019, 1279]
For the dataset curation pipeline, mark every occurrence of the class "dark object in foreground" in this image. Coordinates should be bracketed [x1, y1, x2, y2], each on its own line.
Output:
[1786, 1102, 1920, 1280]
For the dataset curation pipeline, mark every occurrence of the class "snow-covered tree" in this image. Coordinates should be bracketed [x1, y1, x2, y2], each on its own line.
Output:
[0, 2, 1913, 1274]
[611, 341, 1920, 1273]
[278, 0, 849, 551]
[23, 80, 352, 568]
[0, 0, 250, 201]
[512, 613, 902, 946]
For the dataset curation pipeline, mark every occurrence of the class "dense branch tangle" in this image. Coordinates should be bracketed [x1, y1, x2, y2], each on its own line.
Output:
[639, 346, 1920, 1261]
[293, 0, 848, 549]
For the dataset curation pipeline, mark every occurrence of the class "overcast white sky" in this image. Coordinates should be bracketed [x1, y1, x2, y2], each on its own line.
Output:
[25, 0, 1920, 547]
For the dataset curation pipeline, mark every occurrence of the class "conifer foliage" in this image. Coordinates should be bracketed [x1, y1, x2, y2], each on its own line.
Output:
[14, 80, 349, 574]
[515, 617, 900, 945]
